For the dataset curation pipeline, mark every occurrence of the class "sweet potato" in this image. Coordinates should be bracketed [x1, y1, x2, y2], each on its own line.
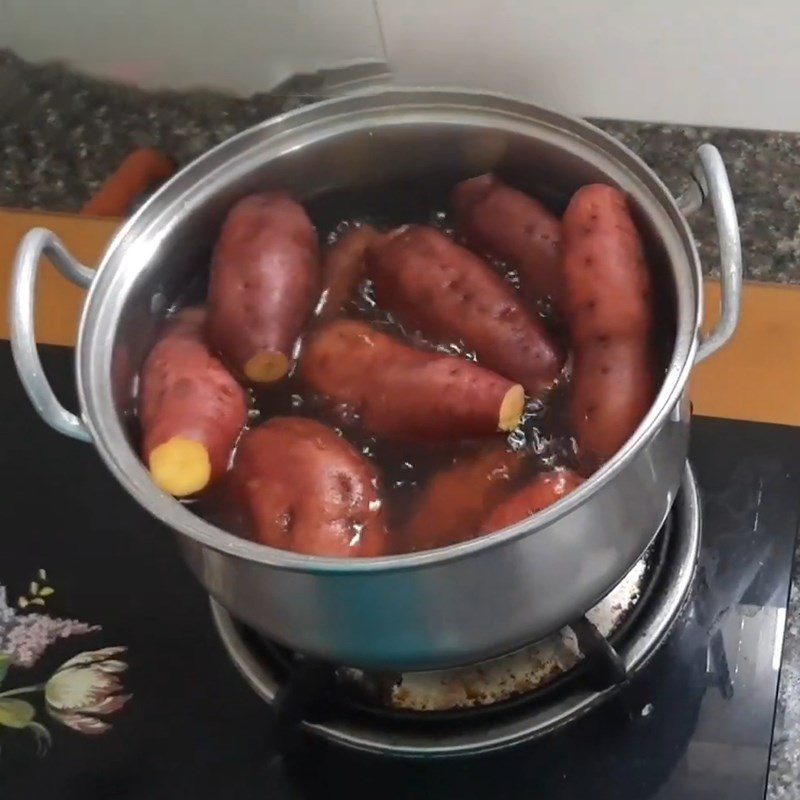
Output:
[404, 445, 526, 551]
[367, 226, 563, 396]
[207, 193, 320, 384]
[452, 174, 563, 305]
[139, 308, 248, 497]
[317, 225, 383, 323]
[480, 469, 583, 533]
[562, 185, 653, 345]
[562, 184, 657, 466]
[571, 339, 656, 465]
[300, 320, 525, 440]
[230, 417, 388, 557]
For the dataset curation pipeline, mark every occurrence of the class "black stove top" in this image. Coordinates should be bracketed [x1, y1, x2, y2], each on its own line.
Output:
[1, 343, 798, 800]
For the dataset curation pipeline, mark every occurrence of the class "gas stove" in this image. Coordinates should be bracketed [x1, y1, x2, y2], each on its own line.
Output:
[1, 343, 798, 800]
[211, 467, 698, 757]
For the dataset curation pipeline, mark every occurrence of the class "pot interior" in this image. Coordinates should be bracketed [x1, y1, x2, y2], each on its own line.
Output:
[81, 91, 698, 561]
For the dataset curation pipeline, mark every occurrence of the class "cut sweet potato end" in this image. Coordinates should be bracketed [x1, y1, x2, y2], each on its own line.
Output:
[498, 384, 525, 431]
[244, 350, 290, 384]
[149, 437, 211, 497]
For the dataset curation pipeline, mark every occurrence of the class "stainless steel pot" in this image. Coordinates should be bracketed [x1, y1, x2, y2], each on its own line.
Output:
[10, 89, 742, 671]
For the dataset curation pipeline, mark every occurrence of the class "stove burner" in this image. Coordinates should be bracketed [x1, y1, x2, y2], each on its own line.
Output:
[233, 530, 663, 725]
[212, 463, 700, 757]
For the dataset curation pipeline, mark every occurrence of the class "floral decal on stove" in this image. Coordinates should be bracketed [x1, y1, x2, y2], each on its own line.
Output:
[0, 571, 131, 756]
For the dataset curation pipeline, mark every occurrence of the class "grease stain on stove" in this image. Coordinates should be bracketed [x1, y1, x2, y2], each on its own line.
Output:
[370, 556, 648, 713]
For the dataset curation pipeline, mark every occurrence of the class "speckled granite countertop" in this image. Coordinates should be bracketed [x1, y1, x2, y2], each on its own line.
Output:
[1, 49, 799, 799]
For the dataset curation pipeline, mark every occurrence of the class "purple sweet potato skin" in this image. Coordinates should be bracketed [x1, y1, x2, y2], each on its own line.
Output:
[452, 174, 564, 306]
[562, 184, 657, 466]
[139, 308, 248, 484]
[207, 192, 320, 379]
[231, 417, 388, 557]
[300, 319, 520, 441]
[570, 339, 656, 465]
[368, 225, 563, 397]
[480, 469, 583, 533]
[405, 445, 525, 551]
[317, 225, 383, 323]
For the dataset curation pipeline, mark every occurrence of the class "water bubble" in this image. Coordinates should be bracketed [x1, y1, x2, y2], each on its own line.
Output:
[504, 268, 521, 290]
[348, 523, 364, 548]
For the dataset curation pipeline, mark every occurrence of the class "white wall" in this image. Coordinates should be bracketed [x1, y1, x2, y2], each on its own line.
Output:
[0, 0, 385, 94]
[2, 0, 800, 130]
[377, 0, 798, 130]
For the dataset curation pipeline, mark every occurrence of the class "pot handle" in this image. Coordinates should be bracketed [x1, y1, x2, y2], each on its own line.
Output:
[676, 143, 743, 364]
[10, 228, 95, 442]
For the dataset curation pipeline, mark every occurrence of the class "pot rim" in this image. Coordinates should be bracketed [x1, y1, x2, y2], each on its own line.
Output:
[76, 86, 701, 574]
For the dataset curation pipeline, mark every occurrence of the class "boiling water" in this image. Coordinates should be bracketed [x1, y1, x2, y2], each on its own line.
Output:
[183, 179, 586, 553]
